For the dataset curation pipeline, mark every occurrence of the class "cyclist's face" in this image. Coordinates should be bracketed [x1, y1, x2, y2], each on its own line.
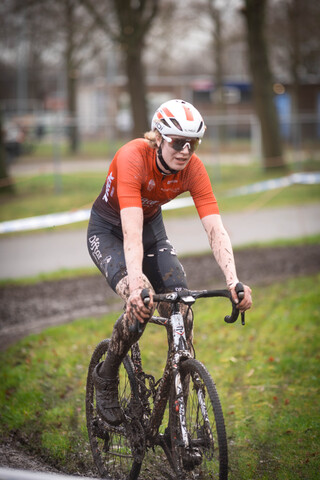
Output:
[157, 135, 194, 172]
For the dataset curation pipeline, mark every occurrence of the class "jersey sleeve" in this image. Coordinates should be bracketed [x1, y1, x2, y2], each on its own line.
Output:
[116, 142, 145, 210]
[186, 156, 219, 218]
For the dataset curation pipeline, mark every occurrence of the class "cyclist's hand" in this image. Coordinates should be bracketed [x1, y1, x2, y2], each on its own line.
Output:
[230, 283, 252, 312]
[126, 288, 154, 324]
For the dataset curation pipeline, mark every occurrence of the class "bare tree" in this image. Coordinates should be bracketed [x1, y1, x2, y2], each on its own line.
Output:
[1, 0, 108, 154]
[79, 0, 159, 138]
[208, 1, 225, 110]
[269, 0, 320, 116]
[0, 111, 14, 194]
[242, 0, 286, 170]
[206, 0, 236, 142]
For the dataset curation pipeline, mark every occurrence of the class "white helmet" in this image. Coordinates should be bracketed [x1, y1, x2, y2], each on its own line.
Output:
[151, 99, 206, 139]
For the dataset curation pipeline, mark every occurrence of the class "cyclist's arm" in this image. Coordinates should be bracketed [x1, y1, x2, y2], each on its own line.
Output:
[120, 207, 154, 322]
[121, 207, 144, 291]
[201, 214, 238, 288]
[201, 214, 252, 311]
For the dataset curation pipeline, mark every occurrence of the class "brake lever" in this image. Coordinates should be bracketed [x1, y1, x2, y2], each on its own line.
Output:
[236, 282, 245, 326]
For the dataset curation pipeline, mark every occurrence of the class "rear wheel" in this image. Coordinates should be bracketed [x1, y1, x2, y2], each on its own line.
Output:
[170, 358, 228, 480]
[86, 339, 143, 480]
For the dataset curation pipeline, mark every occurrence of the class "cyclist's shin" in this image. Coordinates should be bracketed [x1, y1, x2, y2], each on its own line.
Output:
[100, 312, 145, 378]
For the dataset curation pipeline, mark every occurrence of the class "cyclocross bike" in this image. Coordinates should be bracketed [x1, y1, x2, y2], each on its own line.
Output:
[86, 284, 245, 480]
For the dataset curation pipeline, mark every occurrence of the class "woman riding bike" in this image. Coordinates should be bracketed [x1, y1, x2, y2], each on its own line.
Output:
[87, 99, 252, 427]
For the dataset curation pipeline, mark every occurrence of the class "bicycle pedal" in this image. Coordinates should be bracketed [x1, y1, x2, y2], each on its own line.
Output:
[92, 418, 110, 442]
[182, 447, 203, 471]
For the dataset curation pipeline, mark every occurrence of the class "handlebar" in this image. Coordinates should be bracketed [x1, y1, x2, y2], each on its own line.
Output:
[129, 283, 246, 334]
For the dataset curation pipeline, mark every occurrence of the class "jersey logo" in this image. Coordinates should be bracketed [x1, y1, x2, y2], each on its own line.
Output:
[88, 235, 102, 261]
[102, 171, 115, 203]
[147, 179, 156, 191]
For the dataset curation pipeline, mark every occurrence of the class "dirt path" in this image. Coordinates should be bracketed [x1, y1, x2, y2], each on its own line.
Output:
[1, 244, 320, 474]
[1, 244, 320, 350]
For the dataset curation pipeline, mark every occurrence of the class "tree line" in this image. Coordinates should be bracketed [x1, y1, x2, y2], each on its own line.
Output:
[0, 0, 319, 190]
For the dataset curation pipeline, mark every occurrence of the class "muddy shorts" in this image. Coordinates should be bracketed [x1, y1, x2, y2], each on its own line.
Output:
[87, 207, 188, 293]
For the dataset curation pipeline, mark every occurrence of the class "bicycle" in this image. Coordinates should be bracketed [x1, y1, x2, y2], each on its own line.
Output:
[86, 284, 245, 480]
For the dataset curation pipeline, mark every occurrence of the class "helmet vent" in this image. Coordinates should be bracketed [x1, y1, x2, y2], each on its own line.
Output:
[197, 121, 203, 133]
[160, 119, 170, 128]
[171, 118, 183, 131]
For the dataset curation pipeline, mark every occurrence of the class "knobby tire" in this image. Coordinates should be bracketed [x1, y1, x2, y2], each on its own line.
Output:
[170, 358, 228, 480]
[86, 339, 142, 480]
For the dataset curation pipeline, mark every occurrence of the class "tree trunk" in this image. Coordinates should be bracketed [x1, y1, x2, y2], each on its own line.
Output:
[79, 0, 158, 139]
[65, 0, 79, 154]
[287, 0, 302, 153]
[66, 69, 79, 153]
[242, 0, 286, 170]
[125, 47, 149, 138]
[211, 4, 227, 141]
[0, 112, 14, 194]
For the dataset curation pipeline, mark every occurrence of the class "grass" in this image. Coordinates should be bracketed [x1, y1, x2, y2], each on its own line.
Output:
[31, 138, 125, 159]
[0, 274, 319, 478]
[0, 172, 102, 222]
[1, 159, 320, 225]
[0, 266, 98, 286]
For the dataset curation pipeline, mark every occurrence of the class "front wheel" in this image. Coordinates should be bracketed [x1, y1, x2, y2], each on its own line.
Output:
[170, 358, 228, 480]
[86, 339, 143, 480]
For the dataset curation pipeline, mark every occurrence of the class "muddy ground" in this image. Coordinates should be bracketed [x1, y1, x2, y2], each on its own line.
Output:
[1, 244, 320, 475]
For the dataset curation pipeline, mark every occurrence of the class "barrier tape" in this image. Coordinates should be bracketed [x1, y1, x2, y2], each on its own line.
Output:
[0, 467, 100, 480]
[1, 172, 319, 234]
[0, 197, 194, 234]
[226, 172, 320, 196]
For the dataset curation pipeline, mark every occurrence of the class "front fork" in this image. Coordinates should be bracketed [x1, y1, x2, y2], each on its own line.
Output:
[173, 362, 190, 447]
[171, 311, 192, 448]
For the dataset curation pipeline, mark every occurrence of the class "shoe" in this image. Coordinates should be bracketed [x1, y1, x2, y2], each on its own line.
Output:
[92, 361, 124, 426]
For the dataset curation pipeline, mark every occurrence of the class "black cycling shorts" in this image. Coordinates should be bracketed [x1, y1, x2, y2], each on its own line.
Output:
[87, 207, 188, 293]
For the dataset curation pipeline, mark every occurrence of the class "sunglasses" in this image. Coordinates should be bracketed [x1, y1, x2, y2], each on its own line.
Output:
[162, 134, 201, 153]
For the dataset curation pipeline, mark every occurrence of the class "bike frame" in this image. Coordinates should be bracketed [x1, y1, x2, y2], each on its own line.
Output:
[129, 304, 194, 451]
[87, 287, 243, 479]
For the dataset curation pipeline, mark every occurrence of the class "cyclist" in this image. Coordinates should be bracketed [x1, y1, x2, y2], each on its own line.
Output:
[87, 99, 252, 426]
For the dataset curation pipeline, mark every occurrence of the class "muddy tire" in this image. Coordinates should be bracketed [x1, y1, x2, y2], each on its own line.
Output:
[170, 358, 228, 480]
[86, 339, 142, 480]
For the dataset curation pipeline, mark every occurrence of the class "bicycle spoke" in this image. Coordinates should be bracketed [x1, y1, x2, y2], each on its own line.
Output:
[86, 339, 142, 480]
[170, 359, 228, 479]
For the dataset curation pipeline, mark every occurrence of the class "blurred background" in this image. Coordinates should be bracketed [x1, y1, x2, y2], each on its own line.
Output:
[0, 0, 320, 278]
[0, 0, 319, 177]
[0, 3, 320, 477]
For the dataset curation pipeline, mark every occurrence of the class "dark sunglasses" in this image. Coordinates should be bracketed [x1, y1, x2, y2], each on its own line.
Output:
[163, 135, 201, 152]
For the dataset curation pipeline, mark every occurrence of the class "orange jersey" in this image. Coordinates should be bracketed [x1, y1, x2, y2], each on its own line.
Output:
[93, 138, 219, 225]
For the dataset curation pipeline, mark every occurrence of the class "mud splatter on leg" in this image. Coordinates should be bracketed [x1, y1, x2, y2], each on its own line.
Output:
[103, 275, 154, 366]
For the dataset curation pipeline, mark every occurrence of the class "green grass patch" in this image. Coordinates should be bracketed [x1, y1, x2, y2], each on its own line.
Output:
[0, 172, 102, 222]
[31, 138, 125, 159]
[0, 274, 319, 477]
[0, 266, 99, 287]
[231, 233, 320, 250]
[1, 160, 320, 224]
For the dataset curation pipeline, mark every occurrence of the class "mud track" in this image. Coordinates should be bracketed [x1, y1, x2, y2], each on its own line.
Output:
[1, 244, 320, 474]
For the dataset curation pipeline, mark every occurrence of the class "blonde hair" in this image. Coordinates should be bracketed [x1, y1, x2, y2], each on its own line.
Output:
[144, 130, 160, 149]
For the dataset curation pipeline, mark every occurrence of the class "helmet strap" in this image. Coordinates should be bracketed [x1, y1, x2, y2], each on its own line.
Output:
[157, 144, 178, 175]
